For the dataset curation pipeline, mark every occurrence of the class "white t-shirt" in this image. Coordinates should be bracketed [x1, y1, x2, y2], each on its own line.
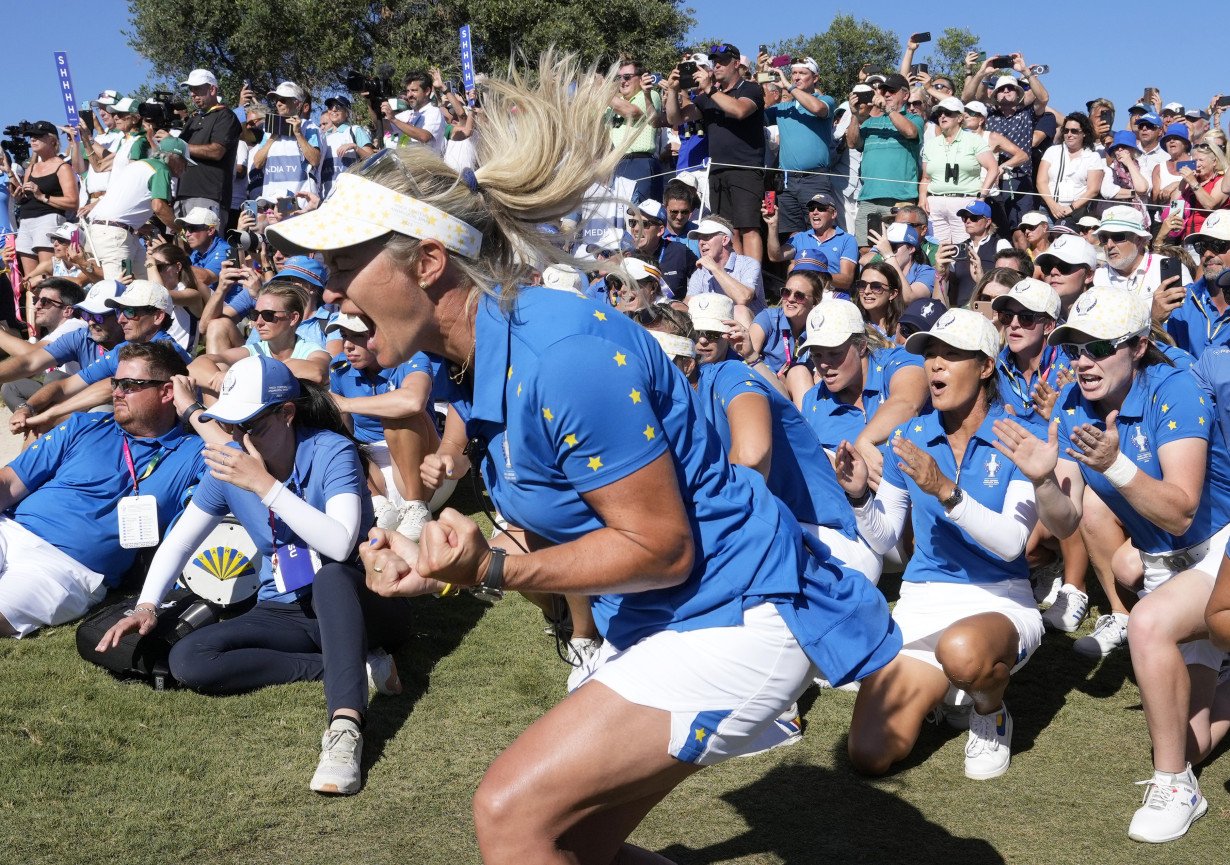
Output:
[83, 130, 123, 196]
[443, 128, 479, 172]
[89, 159, 169, 228]
[383, 103, 446, 154]
[1137, 145, 1168, 193]
[1041, 145, 1104, 205]
[1092, 252, 1193, 297]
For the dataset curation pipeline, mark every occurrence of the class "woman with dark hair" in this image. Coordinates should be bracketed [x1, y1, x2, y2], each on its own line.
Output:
[993, 287, 1230, 843]
[98, 355, 412, 796]
[144, 242, 210, 351]
[838, 308, 1043, 781]
[265, 53, 898, 861]
[749, 268, 827, 382]
[1037, 112, 1104, 222]
[854, 261, 906, 341]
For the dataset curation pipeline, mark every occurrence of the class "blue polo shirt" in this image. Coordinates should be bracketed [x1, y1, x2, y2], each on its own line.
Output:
[329, 352, 433, 444]
[905, 260, 936, 292]
[801, 346, 923, 450]
[189, 426, 370, 603]
[1192, 346, 1230, 447]
[1054, 361, 1230, 554]
[663, 222, 701, 256]
[1165, 278, 1230, 358]
[189, 235, 231, 287]
[787, 226, 858, 275]
[996, 344, 1069, 434]
[767, 94, 838, 171]
[7, 414, 206, 585]
[459, 287, 898, 683]
[696, 358, 858, 538]
[653, 238, 698, 298]
[44, 327, 112, 371]
[224, 282, 257, 319]
[752, 306, 804, 376]
[883, 404, 1030, 585]
[685, 251, 767, 313]
[77, 332, 194, 386]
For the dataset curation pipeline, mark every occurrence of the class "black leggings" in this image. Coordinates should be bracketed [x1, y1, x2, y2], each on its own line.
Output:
[168, 563, 413, 719]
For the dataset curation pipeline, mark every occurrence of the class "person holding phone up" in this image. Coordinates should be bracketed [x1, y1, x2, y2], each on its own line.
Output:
[250, 81, 320, 203]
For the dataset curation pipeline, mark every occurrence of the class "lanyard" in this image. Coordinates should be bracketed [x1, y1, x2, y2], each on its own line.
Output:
[266, 464, 302, 547]
[121, 436, 166, 495]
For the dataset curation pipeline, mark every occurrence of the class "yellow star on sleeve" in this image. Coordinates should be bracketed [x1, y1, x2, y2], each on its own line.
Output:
[507, 366, 514, 380]
[563, 433, 578, 448]
[643, 425, 656, 441]
[593, 311, 607, 321]
[1199, 396, 1206, 405]
[1161, 403, 1170, 413]
[893, 428, 903, 438]
[587, 456, 604, 471]
[516, 382, 523, 397]
[913, 424, 923, 432]
[694, 727, 707, 742]
[614, 352, 627, 367]
[542, 407, 554, 421]
[629, 388, 642, 404]
[1199, 416, 1206, 425]
[1168, 420, 1177, 430]
[1066, 408, 1076, 416]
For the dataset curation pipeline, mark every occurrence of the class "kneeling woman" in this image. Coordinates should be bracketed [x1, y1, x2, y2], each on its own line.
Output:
[98, 356, 411, 796]
[837, 308, 1042, 780]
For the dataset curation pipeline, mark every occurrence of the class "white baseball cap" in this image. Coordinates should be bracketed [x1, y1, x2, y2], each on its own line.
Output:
[624, 258, 668, 292]
[687, 218, 733, 240]
[905, 307, 1000, 358]
[540, 264, 583, 294]
[1097, 205, 1151, 238]
[930, 96, 966, 118]
[268, 81, 306, 102]
[104, 280, 174, 315]
[964, 100, 988, 117]
[90, 89, 121, 107]
[791, 57, 819, 75]
[325, 312, 369, 335]
[1048, 287, 1150, 345]
[1190, 210, 1230, 243]
[1162, 102, 1185, 114]
[799, 299, 866, 350]
[991, 278, 1061, 320]
[76, 279, 125, 314]
[687, 293, 734, 332]
[181, 69, 218, 88]
[201, 355, 301, 424]
[1035, 235, 1098, 271]
[174, 206, 220, 229]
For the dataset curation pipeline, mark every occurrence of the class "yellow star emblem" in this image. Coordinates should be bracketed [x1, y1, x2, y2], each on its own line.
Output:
[507, 366, 514, 380]
[893, 429, 903, 438]
[564, 434, 578, 448]
[1199, 416, 1206, 425]
[914, 424, 923, 432]
[587, 456, 603, 471]
[643, 425, 656, 440]
[1161, 403, 1170, 413]
[694, 727, 707, 742]
[593, 311, 607, 321]
[1168, 420, 1177, 430]
[543, 407, 554, 421]
[629, 388, 642, 404]
[516, 383, 523, 397]
[876, 365, 883, 372]
[614, 352, 627, 367]
[1066, 408, 1076, 416]
[1199, 396, 1206, 405]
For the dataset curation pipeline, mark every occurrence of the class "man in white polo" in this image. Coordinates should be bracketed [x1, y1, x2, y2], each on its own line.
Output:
[1093, 205, 1190, 297]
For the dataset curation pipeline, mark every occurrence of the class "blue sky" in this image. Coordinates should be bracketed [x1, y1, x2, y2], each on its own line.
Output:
[3, 2, 1227, 132]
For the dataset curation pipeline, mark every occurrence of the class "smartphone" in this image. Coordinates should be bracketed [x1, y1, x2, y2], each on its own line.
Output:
[990, 56, 1014, 70]
[242, 199, 259, 219]
[80, 108, 95, 134]
[1169, 198, 1187, 225]
[972, 301, 996, 321]
[267, 115, 291, 138]
[1176, 160, 1197, 172]
[677, 61, 698, 91]
[121, 258, 134, 279]
[1159, 256, 1183, 286]
[911, 32, 932, 44]
[867, 213, 884, 238]
[763, 191, 776, 216]
[910, 64, 929, 75]
[854, 89, 873, 105]
[976, 51, 988, 64]
[770, 54, 793, 69]
[1029, 64, 1050, 76]
[386, 98, 409, 112]
[756, 72, 775, 84]
[1143, 87, 1159, 102]
[276, 196, 297, 217]
[1217, 95, 1230, 108]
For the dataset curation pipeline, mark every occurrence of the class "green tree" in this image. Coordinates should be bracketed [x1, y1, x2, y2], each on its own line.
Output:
[125, 0, 694, 101]
[928, 27, 980, 93]
[773, 14, 899, 102]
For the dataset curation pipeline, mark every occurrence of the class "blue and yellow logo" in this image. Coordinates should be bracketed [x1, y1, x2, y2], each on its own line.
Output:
[191, 547, 255, 582]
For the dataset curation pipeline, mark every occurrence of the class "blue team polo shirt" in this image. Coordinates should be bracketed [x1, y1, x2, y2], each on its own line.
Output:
[44, 327, 112, 371]
[7, 414, 206, 585]
[458, 287, 898, 683]
[77, 332, 194, 386]
[1192, 346, 1230, 448]
[788, 226, 858, 275]
[883, 403, 1030, 585]
[996, 344, 1069, 434]
[329, 352, 432, 444]
[189, 426, 370, 603]
[696, 358, 858, 538]
[905, 260, 936, 292]
[189, 235, 232, 287]
[663, 222, 701, 256]
[767, 94, 838, 171]
[752, 306, 804, 376]
[1165, 278, 1230, 358]
[1054, 361, 1230, 553]
[801, 345, 923, 450]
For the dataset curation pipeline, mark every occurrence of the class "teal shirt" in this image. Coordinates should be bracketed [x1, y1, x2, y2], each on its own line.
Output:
[858, 112, 924, 202]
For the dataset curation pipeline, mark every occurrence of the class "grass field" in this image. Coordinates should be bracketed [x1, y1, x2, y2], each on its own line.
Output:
[2, 483, 1229, 863]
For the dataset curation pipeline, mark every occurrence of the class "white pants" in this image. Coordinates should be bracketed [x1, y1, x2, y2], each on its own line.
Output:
[368, 439, 457, 512]
[0, 517, 107, 637]
[85, 222, 145, 281]
[927, 196, 978, 244]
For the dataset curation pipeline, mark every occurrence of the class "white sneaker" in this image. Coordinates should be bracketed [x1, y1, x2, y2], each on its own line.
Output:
[1073, 612, 1129, 657]
[814, 676, 861, 693]
[396, 500, 431, 542]
[310, 717, 363, 795]
[373, 496, 401, 531]
[565, 637, 603, 693]
[1042, 584, 1088, 632]
[1031, 561, 1063, 606]
[1128, 764, 1208, 843]
[964, 705, 1012, 780]
[366, 648, 402, 696]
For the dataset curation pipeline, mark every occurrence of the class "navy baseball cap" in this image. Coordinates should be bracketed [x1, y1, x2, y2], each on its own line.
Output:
[807, 192, 839, 210]
[898, 298, 946, 333]
[789, 251, 827, 273]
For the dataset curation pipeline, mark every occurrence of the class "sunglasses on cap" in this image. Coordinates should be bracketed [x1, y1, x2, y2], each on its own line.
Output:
[708, 43, 737, 56]
[1196, 238, 1230, 256]
[996, 309, 1047, 328]
[110, 376, 169, 395]
[1060, 333, 1139, 361]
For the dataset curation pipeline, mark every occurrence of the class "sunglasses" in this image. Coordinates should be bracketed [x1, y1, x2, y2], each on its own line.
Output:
[910, 100, 926, 108]
[254, 309, 291, 323]
[1137, 122, 1159, 131]
[80, 311, 114, 325]
[1060, 333, 1139, 361]
[805, 203, 835, 212]
[1062, 127, 1084, 135]
[1100, 232, 1135, 243]
[996, 309, 1047, 328]
[959, 213, 988, 222]
[694, 330, 725, 342]
[1043, 260, 1086, 275]
[781, 289, 812, 303]
[854, 279, 891, 293]
[617, 74, 638, 82]
[666, 208, 692, 217]
[217, 406, 279, 436]
[933, 82, 953, 91]
[595, 249, 619, 260]
[118, 306, 157, 319]
[897, 324, 919, 338]
[110, 377, 168, 394]
[1196, 238, 1230, 256]
[34, 297, 67, 308]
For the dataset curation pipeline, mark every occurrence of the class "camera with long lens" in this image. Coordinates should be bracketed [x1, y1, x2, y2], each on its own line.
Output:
[227, 229, 262, 254]
[137, 91, 185, 132]
[1, 122, 35, 163]
[343, 64, 395, 102]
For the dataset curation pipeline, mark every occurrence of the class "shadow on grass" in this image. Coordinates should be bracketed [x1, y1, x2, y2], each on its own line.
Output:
[659, 763, 1004, 864]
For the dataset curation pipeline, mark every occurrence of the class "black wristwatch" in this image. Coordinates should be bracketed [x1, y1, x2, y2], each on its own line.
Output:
[473, 547, 506, 600]
[179, 401, 205, 428]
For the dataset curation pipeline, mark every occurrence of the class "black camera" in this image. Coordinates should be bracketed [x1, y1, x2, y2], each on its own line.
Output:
[677, 61, 699, 91]
[137, 91, 184, 132]
[1, 122, 35, 163]
[343, 64, 395, 102]
[227, 229, 262, 253]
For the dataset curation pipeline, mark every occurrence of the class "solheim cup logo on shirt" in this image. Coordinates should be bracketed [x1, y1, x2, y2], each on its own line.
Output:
[1131, 425, 1152, 463]
[983, 452, 1001, 487]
